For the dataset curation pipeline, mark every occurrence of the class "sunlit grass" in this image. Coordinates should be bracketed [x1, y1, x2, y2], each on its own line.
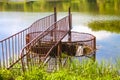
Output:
[0, 59, 120, 80]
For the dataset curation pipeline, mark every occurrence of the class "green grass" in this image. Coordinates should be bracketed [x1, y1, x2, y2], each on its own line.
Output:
[0, 59, 120, 80]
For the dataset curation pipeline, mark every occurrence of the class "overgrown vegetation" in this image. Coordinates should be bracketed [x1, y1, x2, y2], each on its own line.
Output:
[88, 20, 120, 33]
[0, 59, 120, 80]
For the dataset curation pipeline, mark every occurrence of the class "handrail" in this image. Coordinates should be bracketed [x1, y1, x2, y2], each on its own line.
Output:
[0, 14, 54, 42]
[7, 24, 56, 69]
[21, 15, 69, 57]
[0, 14, 55, 68]
[19, 15, 70, 71]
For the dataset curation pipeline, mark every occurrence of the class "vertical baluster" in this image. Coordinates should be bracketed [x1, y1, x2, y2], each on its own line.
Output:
[36, 20, 38, 34]
[31, 26, 33, 40]
[38, 20, 39, 33]
[37, 21, 40, 32]
[44, 19, 45, 30]
[42, 19, 44, 31]
[15, 35, 18, 61]
[8, 39, 11, 65]
[43, 19, 45, 31]
[45, 18, 47, 30]
[12, 37, 14, 63]
[35, 22, 37, 38]
[22, 31, 24, 50]
[23, 31, 25, 51]
[20, 33, 22, 50]
[42, 19, 43, 31]
[40, 20, 42, 32]
[5, 40, 8, 67]
[18, 33, 20, 59]
[1, 42, 5, 68]
[18, 33, 20, 58]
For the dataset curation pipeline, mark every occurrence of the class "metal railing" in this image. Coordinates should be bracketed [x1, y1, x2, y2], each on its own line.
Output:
[9, 15, 70, 71]
[0, 14, 55, 68]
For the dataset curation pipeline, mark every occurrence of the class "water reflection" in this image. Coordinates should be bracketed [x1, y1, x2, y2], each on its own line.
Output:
[97, 34, 120, 63]
[71, 12, 120, 63]
[0, 12, 120, 63]
[0, 0, 120, 64]
[73, 25, 112, 40]
[0, 0, 120, 15]
[0, 12, 52, 40]
[72, 12, 120, 32]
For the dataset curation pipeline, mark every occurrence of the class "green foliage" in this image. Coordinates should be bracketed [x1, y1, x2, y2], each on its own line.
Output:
[88, 20, 120, 33]
[0, 69, 14, 80]
[0, 59, 120, 80]
[17, 59, 120, 80]
[61, 52, 68, 58]
[0, 0, 120, 15]
[17, 67, 47, 80]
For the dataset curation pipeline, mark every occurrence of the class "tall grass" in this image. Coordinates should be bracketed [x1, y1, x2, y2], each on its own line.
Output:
[0, 59, 120, 80]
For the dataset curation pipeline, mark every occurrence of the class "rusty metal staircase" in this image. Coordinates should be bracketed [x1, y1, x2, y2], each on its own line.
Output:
[20, 14, 71, 71]
[0, 7, 72, 72]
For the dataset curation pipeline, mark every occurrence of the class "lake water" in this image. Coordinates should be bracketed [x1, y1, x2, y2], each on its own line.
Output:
[0, 0, 120, 64]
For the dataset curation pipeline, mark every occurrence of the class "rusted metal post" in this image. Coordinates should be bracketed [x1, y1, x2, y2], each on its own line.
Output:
[26, 34, 30, 68]
[26, 34, 30, 44]
[93, 37, 96, 61]
[68, 7, 72, 55]
[54, 7, 57, 24]
[21, 52, 25, 72]
[68, 7, 72, 42]
[53, 7, 57, 41]
[57, 42, 62, 69]
[0, 13, 55, 70]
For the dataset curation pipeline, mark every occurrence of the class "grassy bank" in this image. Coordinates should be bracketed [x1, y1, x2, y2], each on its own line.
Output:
[88, 20, 120, 33]
[0, 59, 120, 80]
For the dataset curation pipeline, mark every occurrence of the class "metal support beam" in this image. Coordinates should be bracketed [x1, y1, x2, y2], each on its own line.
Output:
[93, 37, 96, 61]
[53, 7, 57, 41]
[26, 34, 30, 68]
[57, 42, 62, 69]
[68, 7, 72, 42]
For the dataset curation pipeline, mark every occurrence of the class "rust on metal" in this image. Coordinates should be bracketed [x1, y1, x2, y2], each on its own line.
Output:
[0, 7, 96, 71]
[0, 13, 55, 68]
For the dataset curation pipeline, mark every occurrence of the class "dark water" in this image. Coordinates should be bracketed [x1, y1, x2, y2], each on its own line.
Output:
[0, 0, 120, 64]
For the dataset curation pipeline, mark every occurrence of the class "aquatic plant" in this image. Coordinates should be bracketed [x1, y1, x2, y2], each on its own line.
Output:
[88, 20, 120, 33]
